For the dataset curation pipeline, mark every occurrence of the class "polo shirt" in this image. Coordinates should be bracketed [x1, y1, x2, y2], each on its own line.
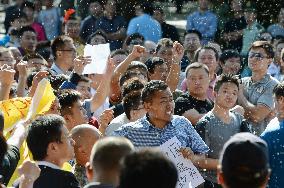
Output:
[241, 74, 279, 135]
[112, 115, 209, 154]
[261, 117, 284, 188]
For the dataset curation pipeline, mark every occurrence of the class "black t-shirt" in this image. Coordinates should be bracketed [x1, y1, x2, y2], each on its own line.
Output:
[223, 16, 247, 51]
[174, 92, 214, 116]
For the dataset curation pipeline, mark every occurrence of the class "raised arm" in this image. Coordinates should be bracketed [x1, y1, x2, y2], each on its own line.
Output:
[166, 41, 184, 92]
[0, 64, 15, 101]
[16, 61, 28, 97]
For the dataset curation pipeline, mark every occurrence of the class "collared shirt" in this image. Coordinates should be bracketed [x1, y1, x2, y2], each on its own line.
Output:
[36, 161, 61, 170]
[242, 74, 279, 135]
[96, 15, 127, 51]
[268, 61, 281, 81]
[50, 63, 71, 76]
[127, 14, 162, 43]
[186, 10, 218, 44]
[112, 115, 209, 154]
[241, 21, 264, 56]
[261, 117, 284, 188]
[105, 113, 130, 136]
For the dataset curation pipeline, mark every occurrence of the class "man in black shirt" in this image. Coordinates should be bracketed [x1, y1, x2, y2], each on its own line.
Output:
[175, 62, 213, 125]
[152, 6, 180, 42]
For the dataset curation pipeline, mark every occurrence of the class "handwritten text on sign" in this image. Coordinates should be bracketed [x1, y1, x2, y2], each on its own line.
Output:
[160, 137, 204, 188]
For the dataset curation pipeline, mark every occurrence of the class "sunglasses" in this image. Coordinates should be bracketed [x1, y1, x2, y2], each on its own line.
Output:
[248, 52, 268, 61]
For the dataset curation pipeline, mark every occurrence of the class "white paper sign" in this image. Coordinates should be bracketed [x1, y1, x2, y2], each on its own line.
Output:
[160, 137, 205, 188]
[83, 43, 110, 74]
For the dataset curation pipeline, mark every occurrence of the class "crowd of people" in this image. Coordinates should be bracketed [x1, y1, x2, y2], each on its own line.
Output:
[0, 0, 284, 188]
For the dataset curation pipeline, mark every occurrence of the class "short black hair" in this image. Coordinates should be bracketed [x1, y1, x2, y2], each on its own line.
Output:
[121, 79, 145, 97]
[125, 33, 145, 46]
[21, 1, 35, 10]
[26, 72, 37, 88]
[119, 149, 178, 188]
[184, 29, 202, 40]
[123, 91, 143, 119]
[18, 26, 36, 38]
[119, 70, 142, 87]
[220, 50, 241, 65]
[51, 35, 73, 60]
[110, 49, 129, 58]
[153, 5, 164, 14]
[145, 57, 165, 74]
[249, 41, 274, 58]
[86, 29, 107, 44]
[142, 80, 168, 103]
[140, 2, 154, 15]
[57, 89, 81, 116]
[185, 62, 209, 78]
[9, 9, 27, 23]
[273, 83, 284, 98]
[26, 114, 65, 161]
[48, 74, 69, 90]
[214, 74, 239, 92]
[156, 38, 174, 53]
[127, 61, 149, 80]
[195, 46, 219, 61]
[0, 111, 4, 132]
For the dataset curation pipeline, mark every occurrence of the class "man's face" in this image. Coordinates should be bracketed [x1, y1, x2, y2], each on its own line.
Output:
[184, 33, 201, 52]
[27, 58, 47, 71]
[199, 0, 208, 10]
[230, 0, 242, 12]
[89, 2, 103, 16]
[65, 20, 80, 38]
[198, 49, 218, 74]
[215, 82, 238, 109]
[70, 100, 88, 128]
[127, 38, 144, 52]
[58, 41, 76, 68]
[46, 98, 61, 115]
[156, 46, 174, 68]
[0, 51, 15, 67]
[90, 35, 107, 45]
[130, 102, 146, 121]
[222, 57, 241, 75]
[275, 43, 284, 63]
[186, 68, 210, 97]
[244, 11, 256, 23]
[77, 81, 92, 100]
[248, 48, 271, 73]
[105, 0, 116, 14]
[23, 7, 34, 20]
[153, 10, 163, 23]
[149, 63, 168, 82]
[11, 17, 27, 29]
[145, 88, 174, 123]
[112, 54, 127, 67]
[20, 31, 37, 53]
[56, 126, 75, 162]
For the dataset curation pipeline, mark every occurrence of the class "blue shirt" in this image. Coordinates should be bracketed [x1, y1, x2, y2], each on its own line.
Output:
[261, 118, 284, 188]
[112, 115, 209, 154]
[186, 10, 217, 44]
[127, 14, 162, 43]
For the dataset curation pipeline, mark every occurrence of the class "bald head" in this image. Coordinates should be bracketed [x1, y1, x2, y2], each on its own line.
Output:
[71, 124, 102, 165]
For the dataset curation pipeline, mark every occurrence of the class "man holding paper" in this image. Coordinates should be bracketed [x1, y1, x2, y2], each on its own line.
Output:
[112, 80, 209, 168]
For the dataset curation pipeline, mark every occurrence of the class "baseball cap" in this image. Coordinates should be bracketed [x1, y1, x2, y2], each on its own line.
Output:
[219, 132, 270, 187]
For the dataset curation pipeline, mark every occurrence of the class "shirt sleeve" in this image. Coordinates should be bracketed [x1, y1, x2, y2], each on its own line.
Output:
[126, 19, 137, 35]
[257, 82, 278, 110]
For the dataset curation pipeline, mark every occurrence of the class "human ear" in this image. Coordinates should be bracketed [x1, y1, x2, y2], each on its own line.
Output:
[85, 162, 94, 182]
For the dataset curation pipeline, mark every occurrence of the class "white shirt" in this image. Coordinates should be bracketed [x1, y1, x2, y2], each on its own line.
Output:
[105, 113, 130, 136]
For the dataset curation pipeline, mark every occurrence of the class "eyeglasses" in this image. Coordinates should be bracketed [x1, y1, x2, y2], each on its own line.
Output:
[248, 52, 268, 61]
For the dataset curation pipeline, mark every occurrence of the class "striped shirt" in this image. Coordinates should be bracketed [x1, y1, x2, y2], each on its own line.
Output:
[112, 115, 209, 154]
